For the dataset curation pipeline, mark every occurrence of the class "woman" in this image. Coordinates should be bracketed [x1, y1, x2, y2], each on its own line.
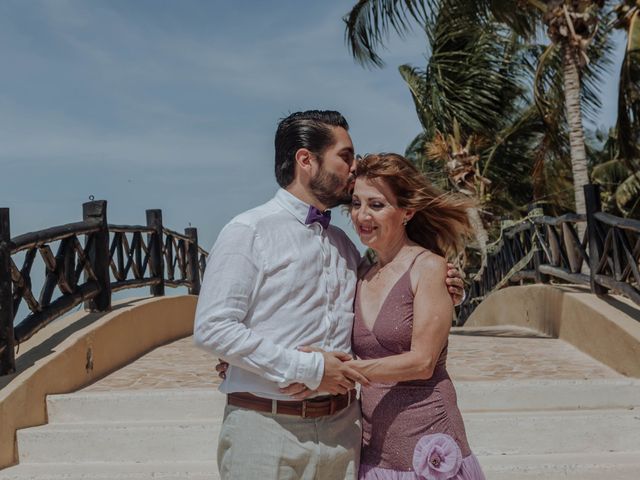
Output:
[348, 153, 485, 480]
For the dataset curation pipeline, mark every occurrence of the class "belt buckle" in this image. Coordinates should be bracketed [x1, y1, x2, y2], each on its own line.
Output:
[271, 399, 277, 415]
[301, 400, 307, 419]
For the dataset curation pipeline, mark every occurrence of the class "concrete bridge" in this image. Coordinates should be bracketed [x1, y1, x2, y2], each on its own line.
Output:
[1, 285, 639, 479]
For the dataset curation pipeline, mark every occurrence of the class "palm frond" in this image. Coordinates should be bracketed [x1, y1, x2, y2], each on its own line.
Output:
[615, 9, 640, 164]
[487, 0, 540, 37]
[482, 102, 544, 178]
[419, 16, 529, 138]
[591, 158, 632, 186]
[404, 130, 449, 187]
[580, 10, 616, 122]
[533, 43, 562, 125]
[616, 171, 640, 214]
[533, 15, 613, 133]
[399, 64, 433, 132]
[343, 0, 435, 67]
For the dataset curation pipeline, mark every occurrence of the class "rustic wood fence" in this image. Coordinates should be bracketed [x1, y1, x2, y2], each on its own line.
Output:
[459, 184, 640, 323]
[3, 186, 638, 373]
[0, 201, 208, 375]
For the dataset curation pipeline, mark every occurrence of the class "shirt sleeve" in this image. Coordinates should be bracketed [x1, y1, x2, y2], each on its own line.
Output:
[193, 222, 324, 390]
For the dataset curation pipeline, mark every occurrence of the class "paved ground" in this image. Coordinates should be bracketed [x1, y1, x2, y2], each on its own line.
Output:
[84, 325, 621, 391]
[447, 326, 621, 381]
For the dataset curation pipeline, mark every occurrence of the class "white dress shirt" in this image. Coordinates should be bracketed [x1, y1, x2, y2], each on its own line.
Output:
[194, 189, 361, 400]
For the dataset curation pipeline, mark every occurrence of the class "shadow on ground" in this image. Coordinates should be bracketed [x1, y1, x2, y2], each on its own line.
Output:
[450, 326, 552, 339]
[0, 300, 142, 390]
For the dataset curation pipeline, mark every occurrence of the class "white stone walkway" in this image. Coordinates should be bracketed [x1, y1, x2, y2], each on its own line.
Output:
[2, 326, 640, 479]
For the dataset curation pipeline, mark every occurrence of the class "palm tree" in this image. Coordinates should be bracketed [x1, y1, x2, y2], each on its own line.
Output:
[425, 124, 492, 276]
[537, 1, 607, 218]
[613, 1, 640, 164]
[344, 0, 611, 220]
[592, 1, 640, 218]
[351, 2, 545, 272]
[590, 128, 640, 218]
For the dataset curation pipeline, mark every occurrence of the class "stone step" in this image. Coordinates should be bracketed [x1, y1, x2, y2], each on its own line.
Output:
[17, 408, 640, 464]
[455, 378, 640, 412]
[478, 452, 640, 480]
[0, 462, 219, 480]
[4, 451, 640, 480]
[4, 452, 639, 480]
[46, 389, 227, 424]
[465, 409, 640, 456]
[17, 422, 222, 464]
[46, 378, 640, 424]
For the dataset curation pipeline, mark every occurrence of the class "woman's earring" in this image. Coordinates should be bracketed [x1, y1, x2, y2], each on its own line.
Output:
[403, 218, 408, 226]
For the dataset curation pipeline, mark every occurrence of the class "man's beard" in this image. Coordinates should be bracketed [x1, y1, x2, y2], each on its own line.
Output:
[309, 167, 352, 208]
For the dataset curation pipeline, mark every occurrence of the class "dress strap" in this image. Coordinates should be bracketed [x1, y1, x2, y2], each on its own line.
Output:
[408, 250, 430, 271]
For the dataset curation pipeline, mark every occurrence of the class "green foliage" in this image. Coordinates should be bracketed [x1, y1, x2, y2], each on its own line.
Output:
[396, 3, 546, 221]
[614, 2, 640, 164]
[344, 0, 640, 225]
[589, 127, 640, 219]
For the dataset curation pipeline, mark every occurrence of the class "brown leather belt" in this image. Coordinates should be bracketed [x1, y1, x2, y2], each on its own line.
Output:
[227, 390, 357, 418]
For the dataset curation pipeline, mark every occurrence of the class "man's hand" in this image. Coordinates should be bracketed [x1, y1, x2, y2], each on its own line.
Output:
[446, 263, 465, 306]
[217, 347, 370, 397]
[316, 351, 369, 395]
[279, 382, 316, 400]
[282, 346, 359, 399]
[215, 359, 228, 380]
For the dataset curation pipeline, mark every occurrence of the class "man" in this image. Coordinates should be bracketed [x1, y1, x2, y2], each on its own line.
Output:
[194, 110, 463, 479]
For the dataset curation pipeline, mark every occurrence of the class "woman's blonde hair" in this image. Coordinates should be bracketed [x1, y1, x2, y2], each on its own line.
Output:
[355, 153, 474, 257]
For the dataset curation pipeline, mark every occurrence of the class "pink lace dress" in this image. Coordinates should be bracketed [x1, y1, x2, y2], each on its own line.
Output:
[352, 260, 485, 480]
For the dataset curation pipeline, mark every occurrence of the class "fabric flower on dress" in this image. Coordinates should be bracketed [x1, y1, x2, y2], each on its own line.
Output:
[412, 433, 463, 480]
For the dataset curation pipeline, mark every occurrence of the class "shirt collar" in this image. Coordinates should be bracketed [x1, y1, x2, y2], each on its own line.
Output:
[275, 188, 322, 226]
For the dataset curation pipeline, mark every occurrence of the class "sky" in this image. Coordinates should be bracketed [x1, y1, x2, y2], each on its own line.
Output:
[1, 0, 624, 313]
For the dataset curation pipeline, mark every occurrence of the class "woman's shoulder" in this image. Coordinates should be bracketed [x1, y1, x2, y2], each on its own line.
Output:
[410, 249, 448, 285]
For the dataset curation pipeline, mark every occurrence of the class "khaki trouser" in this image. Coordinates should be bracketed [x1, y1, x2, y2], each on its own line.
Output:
[217, 401, 362, 480]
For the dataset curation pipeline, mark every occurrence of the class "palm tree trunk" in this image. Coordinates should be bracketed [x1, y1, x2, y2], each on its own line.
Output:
[466, 207, 489, 281]
[562, 46, 590, 219]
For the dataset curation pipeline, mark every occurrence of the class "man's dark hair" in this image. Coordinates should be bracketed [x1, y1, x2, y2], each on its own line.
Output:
[274, 110, 349, 188]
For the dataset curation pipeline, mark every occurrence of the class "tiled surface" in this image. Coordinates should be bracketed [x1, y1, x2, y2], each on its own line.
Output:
[84, 326, 621, 391]
[84, 337, 220, 391]
[447, 326, 622, 381]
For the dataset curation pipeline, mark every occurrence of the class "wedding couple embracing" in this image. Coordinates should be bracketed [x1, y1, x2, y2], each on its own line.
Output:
[194, 110, 486, 480]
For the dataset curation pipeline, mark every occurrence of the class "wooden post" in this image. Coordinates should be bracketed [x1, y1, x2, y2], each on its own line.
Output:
[584, 184, 607, 295]
[83, 201, 112, 311]
[185, 227, 200, 295]
[529, 204, 549, 284]
[146, 210, 165, 296]
[0, 209, 15, 375]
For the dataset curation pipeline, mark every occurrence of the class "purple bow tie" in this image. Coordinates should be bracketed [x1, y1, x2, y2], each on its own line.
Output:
[305, 206, 331, 229]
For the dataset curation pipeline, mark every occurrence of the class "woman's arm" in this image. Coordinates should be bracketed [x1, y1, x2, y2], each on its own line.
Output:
[346, 254, 453, 383]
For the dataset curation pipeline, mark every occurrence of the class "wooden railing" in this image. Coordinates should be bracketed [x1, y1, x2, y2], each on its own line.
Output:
[459, 184, 640, 324]
[0, 201, 208, 375]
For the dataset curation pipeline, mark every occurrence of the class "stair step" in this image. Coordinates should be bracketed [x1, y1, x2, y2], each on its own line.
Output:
[455, 378, 640, 412]
[45, 378, 640, 425]
[464, 409, 640, 456]
[17, 408, 640, 463]
[5, 452, 639, 480]
[17, 422, 222, 464]
[0, 462, 219, 480]
[47, 389, 226, 423]
[478, 452, 640, 479]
